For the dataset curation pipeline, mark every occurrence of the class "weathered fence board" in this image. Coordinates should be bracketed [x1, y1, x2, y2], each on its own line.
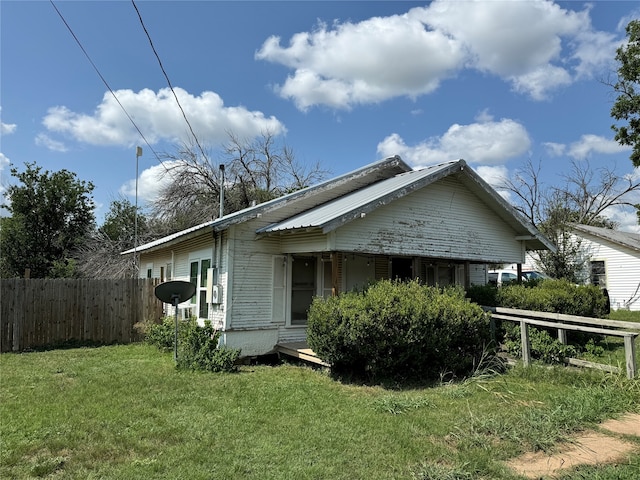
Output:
[0, 278, 163, 352]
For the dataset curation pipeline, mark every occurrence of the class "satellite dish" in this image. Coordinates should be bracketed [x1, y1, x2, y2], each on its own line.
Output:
[155, 281, 196, 305]
[154, 281, 197, 365]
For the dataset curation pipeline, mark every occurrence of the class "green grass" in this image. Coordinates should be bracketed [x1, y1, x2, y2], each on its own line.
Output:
[1, 344, 639, 479]
[573, 310, 640, 368]
[608, 309, 640, 323]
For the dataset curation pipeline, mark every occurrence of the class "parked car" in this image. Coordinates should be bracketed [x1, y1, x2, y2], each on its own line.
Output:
[522, 270, 551, 281]
[487, 269, 524, 287]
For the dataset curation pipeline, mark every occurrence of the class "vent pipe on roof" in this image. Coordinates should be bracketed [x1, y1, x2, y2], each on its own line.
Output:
[219, 164, 225, 219]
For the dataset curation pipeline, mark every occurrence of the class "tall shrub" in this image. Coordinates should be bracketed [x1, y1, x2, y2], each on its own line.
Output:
[307, 280, 492, 382]
[497, 279, 608, 317]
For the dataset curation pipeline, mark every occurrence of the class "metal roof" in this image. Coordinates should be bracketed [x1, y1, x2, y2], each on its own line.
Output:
[257, 161, 461, 234]
[570, 224, 640, 253]
[122, 155, 411, 255]
[121, 220, 215, 255]
[122, 156, 556, 255]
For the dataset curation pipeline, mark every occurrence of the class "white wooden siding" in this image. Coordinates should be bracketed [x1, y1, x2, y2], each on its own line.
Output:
[577, 234, 640, 311]
[226, 222, 283, 331]
[334, 177, 524, 264]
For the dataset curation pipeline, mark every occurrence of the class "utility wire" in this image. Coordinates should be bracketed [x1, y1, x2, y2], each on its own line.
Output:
[49, 0, 163, 164]
[131, 0, 209, 162]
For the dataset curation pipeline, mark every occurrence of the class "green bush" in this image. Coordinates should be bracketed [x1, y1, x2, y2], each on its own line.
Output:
[497, 279, 608, 317]
[473, 279, 609, 364]
[466, 283, 498, 307]
[502, 323, 577, 364]
[177, 319, 241, 373]
[307, 280, 492, 382]
[145, 317, 240, 372]
[144, 316, 175, 351]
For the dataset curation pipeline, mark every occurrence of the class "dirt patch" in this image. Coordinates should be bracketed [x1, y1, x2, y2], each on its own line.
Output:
[600, 413, 640, 437]
[506, 414, 639, 479]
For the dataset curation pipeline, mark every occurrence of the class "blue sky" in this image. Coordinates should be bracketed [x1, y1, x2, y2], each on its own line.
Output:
[1, 0, 639, 232]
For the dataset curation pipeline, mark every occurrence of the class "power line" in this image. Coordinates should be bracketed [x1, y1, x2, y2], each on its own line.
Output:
[131, 0, 209, 162]
[49, 0, 163, 163]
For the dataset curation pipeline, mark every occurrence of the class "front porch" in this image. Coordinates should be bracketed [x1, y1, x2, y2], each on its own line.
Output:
[275, 341, 329, 367]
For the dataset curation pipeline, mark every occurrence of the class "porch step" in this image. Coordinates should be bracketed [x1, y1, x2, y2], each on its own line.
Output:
[275, 342, 330, 367]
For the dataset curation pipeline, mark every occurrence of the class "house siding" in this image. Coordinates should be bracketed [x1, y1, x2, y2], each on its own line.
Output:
[576, 234, 640, 311]
[334, 177, 524, 263]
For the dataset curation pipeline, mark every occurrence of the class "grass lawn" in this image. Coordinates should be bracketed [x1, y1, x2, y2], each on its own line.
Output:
[1, 344, 639, 479]
[574, 310, 640, 368]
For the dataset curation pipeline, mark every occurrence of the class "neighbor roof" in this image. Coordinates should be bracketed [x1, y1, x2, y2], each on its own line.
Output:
[570, 224, 640, 253]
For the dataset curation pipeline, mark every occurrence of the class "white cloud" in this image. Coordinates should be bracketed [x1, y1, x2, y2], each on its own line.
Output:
[476, 165, 509, 189]
[0, 152, 9, 170]
[544, 142, 566, 157]
[42, 87, 286, 147]
[0, 152, 11, 206]
[544, 135, 631, 159]
[1, 122, 17, 135]
[0, 107, 17, 135]
[119, 161, 180, 203]
[35, 133, 68, 152]
[257, 0, 622, 109]
[604, 203, 640, 234]
[377, 118, 530, 167]
[567, 134, 631, 160]
[256, 11, 465, 110]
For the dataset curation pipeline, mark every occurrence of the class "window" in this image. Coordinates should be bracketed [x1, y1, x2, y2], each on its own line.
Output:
[590, 260, 606, 287]
[189, 254, 212, 319]
[190, 261, 198, 304]
[391, 257, 413, 281]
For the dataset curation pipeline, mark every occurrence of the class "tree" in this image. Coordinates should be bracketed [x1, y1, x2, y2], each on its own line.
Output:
[77, 198, 150, 278]
[0, 163, 95, 278]
[611, 19, 640, 168]
[500, 158, 640, 281]
[152, 131, 328, 232]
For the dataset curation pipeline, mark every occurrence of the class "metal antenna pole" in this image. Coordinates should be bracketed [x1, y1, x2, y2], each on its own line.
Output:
[134, 146, 142, 274]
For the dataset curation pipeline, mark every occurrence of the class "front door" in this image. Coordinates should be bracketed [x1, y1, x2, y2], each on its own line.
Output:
[290, 255, 317, 325]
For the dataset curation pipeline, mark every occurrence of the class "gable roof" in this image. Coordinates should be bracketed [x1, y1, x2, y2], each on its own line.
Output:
[257, 161, 459, 234]
[258, 159, 555, 251]
[123, 156, 410, 255]
[124, 156, 555, 255]
[570, 224, 640, 253]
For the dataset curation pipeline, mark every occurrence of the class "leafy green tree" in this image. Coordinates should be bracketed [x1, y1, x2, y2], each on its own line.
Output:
[611, 19, 640, 167]
[1, 163, 95, 278]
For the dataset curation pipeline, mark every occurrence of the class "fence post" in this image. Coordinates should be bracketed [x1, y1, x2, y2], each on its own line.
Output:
[557, 322, 567, 345]
[624, 334, 637, 379]
[520, 320, 531, 367]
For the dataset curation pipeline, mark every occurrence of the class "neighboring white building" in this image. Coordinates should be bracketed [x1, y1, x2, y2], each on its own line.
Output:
[124, 157, 554, 357]
[570, 224, 640, 311]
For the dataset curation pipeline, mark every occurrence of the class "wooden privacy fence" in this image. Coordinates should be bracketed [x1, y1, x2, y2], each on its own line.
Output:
[485, 306, 640, 379]
[1, 278, 163, 352]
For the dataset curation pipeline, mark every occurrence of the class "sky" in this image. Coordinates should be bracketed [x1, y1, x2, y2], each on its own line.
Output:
[1, 0, 640, 233]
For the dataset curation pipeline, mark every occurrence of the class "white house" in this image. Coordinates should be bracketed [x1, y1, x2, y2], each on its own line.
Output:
[124, 157, 554, 357]
[570, 224, 640, 311]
